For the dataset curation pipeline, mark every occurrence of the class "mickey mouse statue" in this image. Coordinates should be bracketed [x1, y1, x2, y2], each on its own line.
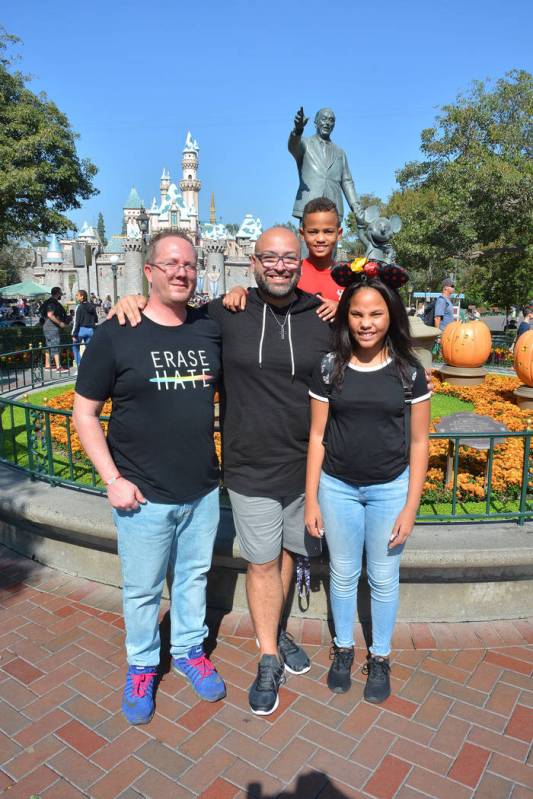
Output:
[357, 205, 402, 265]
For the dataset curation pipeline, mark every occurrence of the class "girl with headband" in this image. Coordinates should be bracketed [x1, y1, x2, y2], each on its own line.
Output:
[304, 262, 430, 701]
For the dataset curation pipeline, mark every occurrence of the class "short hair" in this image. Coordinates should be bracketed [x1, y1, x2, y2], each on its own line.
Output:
[442, 279, 455, 289]
[51, 286, 62, 297]
[77, 289, 88, 302]
[302, 197, 340, 225]
[146, 229, 196, 265]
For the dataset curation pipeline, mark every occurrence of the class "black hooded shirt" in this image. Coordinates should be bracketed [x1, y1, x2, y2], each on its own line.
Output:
[208, 289, 331, 497]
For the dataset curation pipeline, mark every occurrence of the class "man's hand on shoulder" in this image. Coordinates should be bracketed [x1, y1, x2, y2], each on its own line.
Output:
[316, 296, 338, 322]
[107, 477, 146, 510]
[108, 295, 147, 326]
[222, 286, 248, 313]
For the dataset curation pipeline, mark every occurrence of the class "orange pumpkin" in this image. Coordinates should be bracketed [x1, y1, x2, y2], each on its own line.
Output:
[513, 329, 533, 386]
[441, 320, 492, 368]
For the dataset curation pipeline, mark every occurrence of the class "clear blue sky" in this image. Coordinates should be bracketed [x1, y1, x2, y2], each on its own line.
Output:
[3, 0, 532, 238]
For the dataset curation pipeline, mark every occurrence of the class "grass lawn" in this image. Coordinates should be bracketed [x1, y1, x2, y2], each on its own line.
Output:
[0, 383, 103, 490]
[431, 393, 474, 419]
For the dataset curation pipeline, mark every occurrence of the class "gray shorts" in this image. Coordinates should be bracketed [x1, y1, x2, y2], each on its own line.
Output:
[43, 322, 61, 357]
[228, 489, 316, 564]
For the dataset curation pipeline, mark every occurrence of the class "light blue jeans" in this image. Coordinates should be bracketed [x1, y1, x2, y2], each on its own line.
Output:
[318, 468, 409, 657]
[113, 486, 219, 666]
[73, 326, 94, 366]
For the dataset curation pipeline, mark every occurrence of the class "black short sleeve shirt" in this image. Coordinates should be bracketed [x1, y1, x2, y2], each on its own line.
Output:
[309, 356, 430, 485]
[75, 310, 221, 504]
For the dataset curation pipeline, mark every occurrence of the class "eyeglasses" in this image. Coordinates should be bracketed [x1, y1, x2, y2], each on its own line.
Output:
[253, 253, 300, 269]
[147, 261, 197, 275]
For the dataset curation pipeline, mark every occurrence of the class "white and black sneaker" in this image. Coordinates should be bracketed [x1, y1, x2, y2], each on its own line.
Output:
[249, 654, 286, 715]
[278, 630, 311, 675]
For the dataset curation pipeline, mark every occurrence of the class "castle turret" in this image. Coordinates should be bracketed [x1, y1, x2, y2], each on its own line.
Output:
[160, 169, 170, 200]
[179, 131, 201, 220]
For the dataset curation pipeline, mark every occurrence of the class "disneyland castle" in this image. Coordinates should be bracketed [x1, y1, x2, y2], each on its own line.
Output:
[21, 132, 263, 302]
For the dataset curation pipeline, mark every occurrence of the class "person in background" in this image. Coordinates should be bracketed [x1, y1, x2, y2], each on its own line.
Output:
[517, 305, 533, 340]
[40, 287, 69, 372]
[434, 279, 455, 331]
[72, 290, 98, 367]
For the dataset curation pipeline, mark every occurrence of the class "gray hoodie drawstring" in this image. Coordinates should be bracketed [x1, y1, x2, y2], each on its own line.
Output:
[287, 312, 295, 379]
[258, 302, 296, 379]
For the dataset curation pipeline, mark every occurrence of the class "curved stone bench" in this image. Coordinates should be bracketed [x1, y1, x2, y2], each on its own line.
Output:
[0, 464, 532, 623]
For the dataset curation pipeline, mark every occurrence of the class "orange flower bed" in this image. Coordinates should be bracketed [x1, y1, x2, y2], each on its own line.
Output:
[427, 374, 531, 500]
[39, 375, 531, 500]
[42, 390, 222, 465]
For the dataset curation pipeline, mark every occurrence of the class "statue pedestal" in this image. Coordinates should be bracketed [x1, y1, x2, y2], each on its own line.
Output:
[409, 317, 441, 370]
[514, 385, 533, 410]
[438, 364, 487, 386]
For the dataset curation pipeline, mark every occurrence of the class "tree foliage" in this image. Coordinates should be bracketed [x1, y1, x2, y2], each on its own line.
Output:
[0, 30, 98, 248]
[97, 212, 107, 246]
[388, 70, 533, 306]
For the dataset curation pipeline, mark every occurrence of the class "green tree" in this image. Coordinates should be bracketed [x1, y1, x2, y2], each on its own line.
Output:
[390, 70, 533, 306]
[97, 212, 107, 246]
[0, 30, 98, 247]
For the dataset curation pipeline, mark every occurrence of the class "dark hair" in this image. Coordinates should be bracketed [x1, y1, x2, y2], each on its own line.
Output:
[77, 289, 88, 302]
[51, 286, 62, 297]
[302, 197, 340, 225]
[331, 279, 419, 388]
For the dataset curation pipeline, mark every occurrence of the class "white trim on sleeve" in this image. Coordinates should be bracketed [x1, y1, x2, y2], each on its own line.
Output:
[309, 390, 329, 403]
[410, 391, 431, 405]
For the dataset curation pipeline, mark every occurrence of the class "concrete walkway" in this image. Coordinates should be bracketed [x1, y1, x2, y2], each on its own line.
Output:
[0, 545, 532, 798]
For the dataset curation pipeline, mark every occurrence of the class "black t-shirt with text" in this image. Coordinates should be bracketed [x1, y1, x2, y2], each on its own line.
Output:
[75, 310, 221, 504]
[309, 356, 430, 486]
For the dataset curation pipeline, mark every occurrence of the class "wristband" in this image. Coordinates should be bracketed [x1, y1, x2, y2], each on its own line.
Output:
[106, 475, 121, 486]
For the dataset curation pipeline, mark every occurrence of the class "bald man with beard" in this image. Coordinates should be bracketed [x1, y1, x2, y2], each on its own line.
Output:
[113, 227, 331, 715]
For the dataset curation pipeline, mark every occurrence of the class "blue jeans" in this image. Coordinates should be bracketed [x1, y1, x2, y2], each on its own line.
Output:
[318, 468, 409, 657]
[73, 326, 94, 365]
[113, 486, 219, 666]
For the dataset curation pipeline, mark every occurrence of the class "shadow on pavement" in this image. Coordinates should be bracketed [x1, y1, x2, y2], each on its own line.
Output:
[248, 771, 352, 798]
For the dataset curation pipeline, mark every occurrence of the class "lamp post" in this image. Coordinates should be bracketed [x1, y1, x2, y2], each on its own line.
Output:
[109, 255, 119, 304]
[137, 206, 150, 296]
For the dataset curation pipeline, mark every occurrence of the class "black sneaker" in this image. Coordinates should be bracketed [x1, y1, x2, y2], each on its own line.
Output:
[278, 630, 310, 675]
[327, 643, 355, 694]
[363, 655, 391, 703]
[249, 654, 286, 715]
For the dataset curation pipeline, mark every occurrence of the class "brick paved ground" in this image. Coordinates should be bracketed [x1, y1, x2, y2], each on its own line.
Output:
[0, 544, 532, 799]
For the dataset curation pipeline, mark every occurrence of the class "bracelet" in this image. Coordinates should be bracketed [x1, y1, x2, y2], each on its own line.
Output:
[106, 475, 121, 486]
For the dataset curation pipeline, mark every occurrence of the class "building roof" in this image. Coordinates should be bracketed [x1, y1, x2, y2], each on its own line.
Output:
[45, 234, 63, 263]
[183, 131, 199, 154]
[124, 187, 143, 209]
[78, 222, 100, 241]
[237, 214, 262, 240]
[104, 236, 125, 254]
[201, 222, 231, 241]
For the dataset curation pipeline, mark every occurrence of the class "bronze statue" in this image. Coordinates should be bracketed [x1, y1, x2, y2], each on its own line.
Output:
[288, 107, 363, 225]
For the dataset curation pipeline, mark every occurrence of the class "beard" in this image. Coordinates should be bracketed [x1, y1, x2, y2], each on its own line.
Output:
[254, 269, 300, 299]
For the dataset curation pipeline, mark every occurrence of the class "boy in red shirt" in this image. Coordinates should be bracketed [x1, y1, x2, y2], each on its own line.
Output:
[223, 197, 343, 322]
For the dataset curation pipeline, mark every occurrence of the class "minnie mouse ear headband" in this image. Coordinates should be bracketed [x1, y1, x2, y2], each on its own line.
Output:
[331, 258, 409, 290]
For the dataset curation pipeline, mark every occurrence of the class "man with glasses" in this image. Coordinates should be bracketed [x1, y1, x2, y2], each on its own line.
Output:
[73, 231, 226, 726]
[113, 226, 331, 715]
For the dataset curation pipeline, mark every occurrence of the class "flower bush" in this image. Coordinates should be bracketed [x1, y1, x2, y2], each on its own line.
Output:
[427, 374, 531, 500]
[34, 375, 531, 501]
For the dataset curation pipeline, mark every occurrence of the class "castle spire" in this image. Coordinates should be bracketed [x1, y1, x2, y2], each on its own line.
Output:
[210, 193, 216, 225]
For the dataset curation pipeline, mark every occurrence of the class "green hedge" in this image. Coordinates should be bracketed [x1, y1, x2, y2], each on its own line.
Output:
[0, 325, 73, 355]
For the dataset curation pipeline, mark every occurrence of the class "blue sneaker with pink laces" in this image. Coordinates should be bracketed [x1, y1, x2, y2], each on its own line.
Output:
[172, 644, 226, 702]
[122, 665, 158, 725]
